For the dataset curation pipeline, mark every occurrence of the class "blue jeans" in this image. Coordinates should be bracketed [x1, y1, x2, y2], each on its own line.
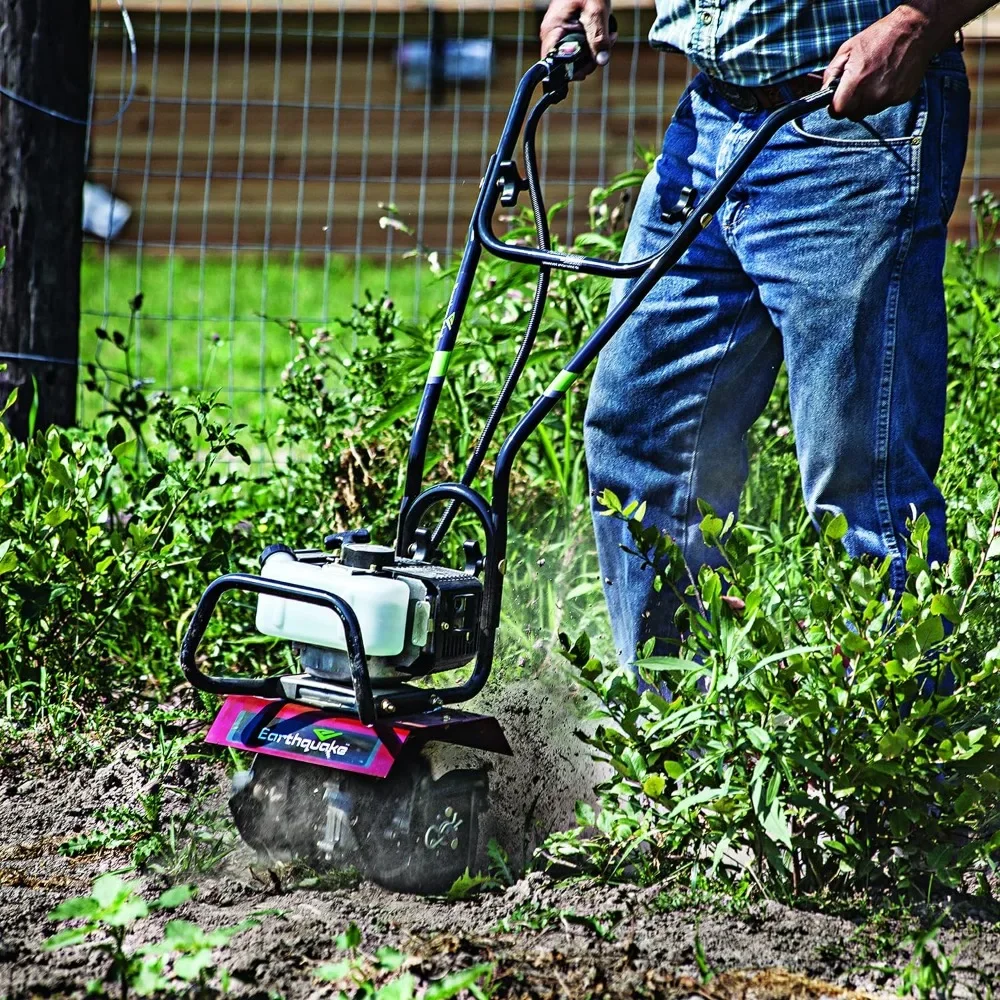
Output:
[584, 50, 970, 665]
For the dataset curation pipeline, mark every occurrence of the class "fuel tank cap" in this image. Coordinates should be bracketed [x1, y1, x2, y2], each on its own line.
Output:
[340, 541, 396, 572]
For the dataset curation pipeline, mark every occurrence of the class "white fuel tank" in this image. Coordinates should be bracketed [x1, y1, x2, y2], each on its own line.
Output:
[255, 550, 410, 657]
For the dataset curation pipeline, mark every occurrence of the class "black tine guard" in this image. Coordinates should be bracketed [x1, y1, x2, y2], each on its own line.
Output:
[180, 573, 376, 725]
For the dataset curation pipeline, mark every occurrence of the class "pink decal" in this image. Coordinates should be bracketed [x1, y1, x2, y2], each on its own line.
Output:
[206, 695, 409, 779]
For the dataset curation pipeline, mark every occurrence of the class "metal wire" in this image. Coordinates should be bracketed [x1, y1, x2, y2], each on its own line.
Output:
[2, 0, 137, 127]
[80, 3, 994, 427]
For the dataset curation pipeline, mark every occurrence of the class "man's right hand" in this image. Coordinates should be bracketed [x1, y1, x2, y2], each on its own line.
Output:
[539, 0, 616, 78]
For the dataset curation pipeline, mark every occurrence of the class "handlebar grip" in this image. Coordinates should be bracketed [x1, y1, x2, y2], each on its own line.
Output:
[547, 14, 618, 73]
[549, 32, 590, 69]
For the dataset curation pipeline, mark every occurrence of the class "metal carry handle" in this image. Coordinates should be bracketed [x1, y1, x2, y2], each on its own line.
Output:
[180, 573, 376, 725]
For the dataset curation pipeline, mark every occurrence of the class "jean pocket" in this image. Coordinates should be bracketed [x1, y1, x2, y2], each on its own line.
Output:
[791, 85, 927, 148]
[939, 74, 970, 224]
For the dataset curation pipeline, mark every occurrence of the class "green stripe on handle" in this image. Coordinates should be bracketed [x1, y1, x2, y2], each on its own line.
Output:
[429, 350, 451, 379]
[547, 368, 578, 395]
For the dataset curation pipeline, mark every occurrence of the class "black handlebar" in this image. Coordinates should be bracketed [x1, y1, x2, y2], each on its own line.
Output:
[185, 58, 839, 729]
[473, 82, 837, 278]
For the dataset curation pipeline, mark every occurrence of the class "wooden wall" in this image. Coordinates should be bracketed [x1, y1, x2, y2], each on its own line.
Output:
[86, 4, 999, 259]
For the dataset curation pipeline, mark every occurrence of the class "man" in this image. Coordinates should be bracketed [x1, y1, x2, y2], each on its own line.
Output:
[538, 1, 986, 665]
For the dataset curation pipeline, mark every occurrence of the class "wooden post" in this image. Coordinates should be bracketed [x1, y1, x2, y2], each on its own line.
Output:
[0, 0, 89, 440]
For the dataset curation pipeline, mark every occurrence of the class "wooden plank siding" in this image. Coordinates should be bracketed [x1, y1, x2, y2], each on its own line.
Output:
[86, 6, 1000, 261]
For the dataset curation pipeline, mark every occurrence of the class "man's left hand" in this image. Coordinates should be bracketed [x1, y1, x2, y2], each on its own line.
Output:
[823, 5, 946, 119]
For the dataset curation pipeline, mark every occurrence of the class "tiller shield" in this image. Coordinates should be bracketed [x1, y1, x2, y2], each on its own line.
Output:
[206, 695, 512, 778]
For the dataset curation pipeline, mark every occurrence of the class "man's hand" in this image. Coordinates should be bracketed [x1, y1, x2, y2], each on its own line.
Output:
[822, 5, 945, 119]
[539, 0, 616, 78]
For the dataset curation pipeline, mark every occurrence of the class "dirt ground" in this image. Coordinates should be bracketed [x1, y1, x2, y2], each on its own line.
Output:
[2, 690, 1000, 999]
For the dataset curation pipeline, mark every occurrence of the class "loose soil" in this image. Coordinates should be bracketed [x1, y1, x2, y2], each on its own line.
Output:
[2, 693, 999, 999]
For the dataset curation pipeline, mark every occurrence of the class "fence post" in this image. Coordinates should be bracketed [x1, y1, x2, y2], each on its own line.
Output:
[0, 0, 89, 440]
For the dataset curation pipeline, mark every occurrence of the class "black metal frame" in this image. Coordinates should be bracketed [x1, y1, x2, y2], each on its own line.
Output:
[182, 36, 836, 725]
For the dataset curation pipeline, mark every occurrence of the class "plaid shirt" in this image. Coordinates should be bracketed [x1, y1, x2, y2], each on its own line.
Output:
[649, 1, 901, 86]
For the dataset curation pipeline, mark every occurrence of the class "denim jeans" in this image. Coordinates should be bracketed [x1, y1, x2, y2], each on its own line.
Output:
[584, 49, 970, 665]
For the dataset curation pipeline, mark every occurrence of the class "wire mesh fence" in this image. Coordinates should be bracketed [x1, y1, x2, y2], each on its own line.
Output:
[82, 1, 1000, 427]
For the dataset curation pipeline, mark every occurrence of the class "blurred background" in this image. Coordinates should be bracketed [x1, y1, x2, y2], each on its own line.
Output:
[81, 1, 1000, 427]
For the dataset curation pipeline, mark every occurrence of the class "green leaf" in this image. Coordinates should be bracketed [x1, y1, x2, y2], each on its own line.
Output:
[0, 540, 19, 577]
[915, 615, 945, 651]
[642, 774, 666, 798]
[112, 438, 136, 463]
[48, 895, 101, 921]
[376, 946, 407, 971]
[375, 974, 416, 1000]
[90, 873, 130, 908]
[948, 549, 974, 589]
[47, 458, 75, 490]
[894, 632, 920, 662]
[162, 919, 202, 946]
[766, 769, 782, 808]
[930, 593, 962, 623]
[173, 951, 215, 982]
[638, 655, 697, 674]
[314, 960, 353, 982]
[106, 423, 126, 453]
[988, 532, 1000, 561]
[156, 884, 196, 910]
[424, 964, 494, 1000]
[366, 394, 421, 436]
[131, 958, 169, 997]
[42, 507, 72, 528]
[664, 760, 685, 780]
[762, 799, 793, 849]
[105, 896, 149, 927]
[226, 441, 251, 465]
[976, 478, 1000, 518]
[44, 926, 93, 950]
[840, 632, 869, 655]
[879, 730, 908, 759]
[825, 513, 849, 541]
[700, 515, 724, 543]
[445, 869, 492, 901]
[336, 922, 362, 951]
[955, 786, 981, 817]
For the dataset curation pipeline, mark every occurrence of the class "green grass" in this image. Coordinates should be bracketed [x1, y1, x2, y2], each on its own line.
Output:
[79, 248, 448, 426]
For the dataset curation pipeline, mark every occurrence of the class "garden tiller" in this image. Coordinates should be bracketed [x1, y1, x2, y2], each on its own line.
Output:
[181, 34, 836, 892]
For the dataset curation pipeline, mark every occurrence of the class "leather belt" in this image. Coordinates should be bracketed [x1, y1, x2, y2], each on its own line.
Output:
[706, 72, 827, 114]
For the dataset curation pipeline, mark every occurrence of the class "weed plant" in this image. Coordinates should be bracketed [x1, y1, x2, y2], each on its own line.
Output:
[5, 170, 1000, 924]
[545, 194, 1000, 903]
[44, 875, 257, 998]
[314, 922, 496, 999]
[0, 168, 642, 738]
